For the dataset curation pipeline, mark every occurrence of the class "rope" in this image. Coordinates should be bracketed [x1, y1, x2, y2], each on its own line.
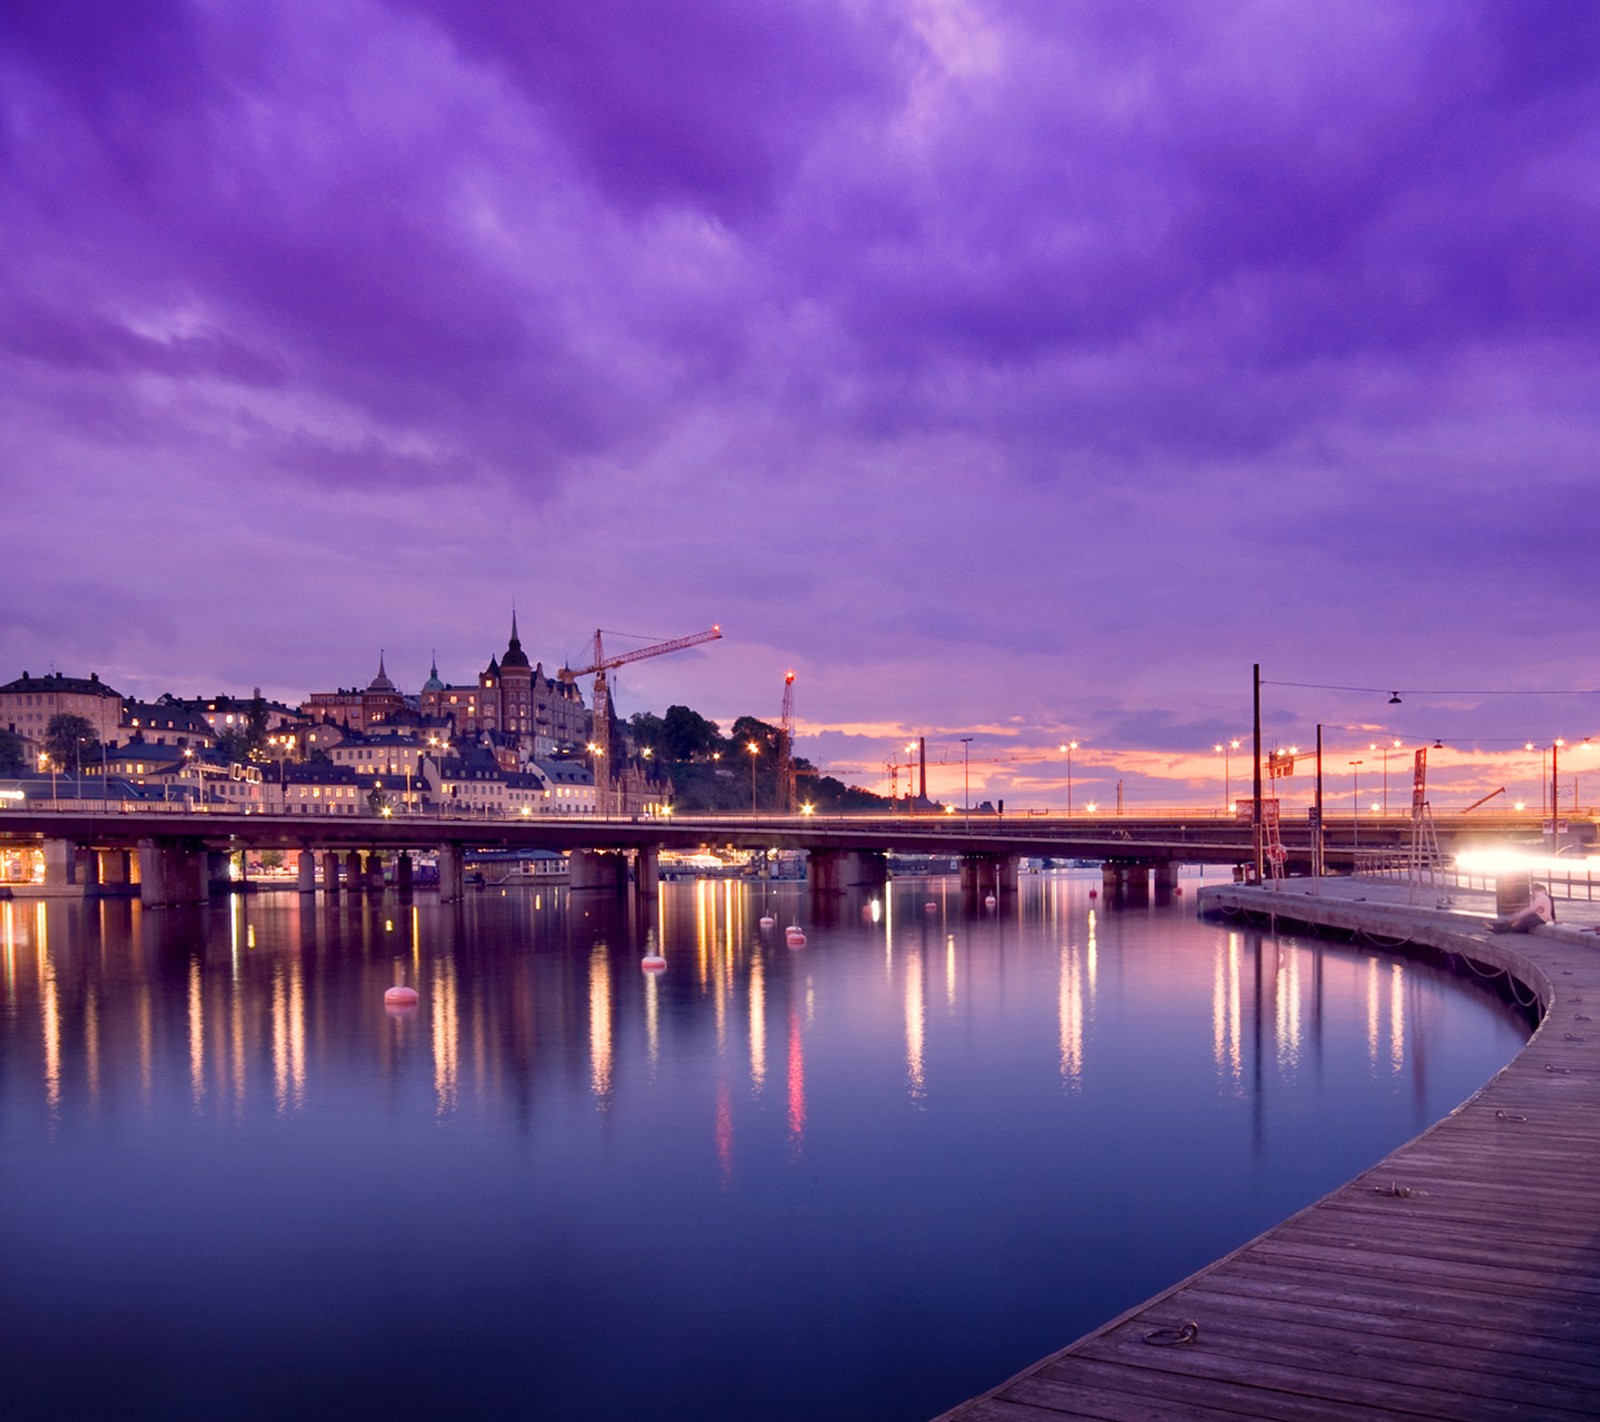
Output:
[1495, 1109, 1528, 1122]
[1357, 928, 1413, 949]
[1143, 1321, 1200, 1347]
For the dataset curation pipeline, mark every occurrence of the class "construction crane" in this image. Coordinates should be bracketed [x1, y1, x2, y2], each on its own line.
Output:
[776, 671, 796, 813]
[560, 624, 722, 816]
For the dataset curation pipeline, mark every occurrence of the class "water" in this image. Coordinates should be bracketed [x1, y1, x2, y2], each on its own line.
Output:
[0, 873, 1527, 1420]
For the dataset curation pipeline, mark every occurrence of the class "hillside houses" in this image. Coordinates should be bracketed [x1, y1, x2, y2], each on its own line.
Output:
[2, 616, 671, 817]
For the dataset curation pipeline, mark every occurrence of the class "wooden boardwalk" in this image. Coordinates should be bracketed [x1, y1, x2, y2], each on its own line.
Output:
[935, 876, 1600, 1421]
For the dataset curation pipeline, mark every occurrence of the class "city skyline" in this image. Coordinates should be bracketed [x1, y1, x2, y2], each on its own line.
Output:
[5, 2, 1599, 807]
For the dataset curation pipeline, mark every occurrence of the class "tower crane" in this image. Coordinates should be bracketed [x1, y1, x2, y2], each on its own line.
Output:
[776, 671, 796, 813]
[560, 624, 722, 816]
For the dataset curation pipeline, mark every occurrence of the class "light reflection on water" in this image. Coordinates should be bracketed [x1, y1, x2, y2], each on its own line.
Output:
[0, 874, 1527, 1421]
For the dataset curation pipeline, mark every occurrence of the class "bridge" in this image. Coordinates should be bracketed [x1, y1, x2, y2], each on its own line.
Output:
[1, 803, 1577, 907]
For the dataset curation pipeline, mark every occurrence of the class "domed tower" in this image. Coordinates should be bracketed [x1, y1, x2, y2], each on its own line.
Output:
[498, 611, 534, 737]
[362, 651, 404, 728]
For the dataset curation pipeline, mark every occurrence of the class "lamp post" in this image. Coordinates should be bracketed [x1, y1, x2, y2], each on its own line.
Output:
[748, 740, 760, 813]
[960, 736, 973, 824]
[1349, 760, 1364, 851]
[40, 752, 57, 808]
[1553, 737, 1564, 850]
[1215, 738, 1239, 814]
[1369, 738, 1401, 815]
[1060, 740, 1078, 816]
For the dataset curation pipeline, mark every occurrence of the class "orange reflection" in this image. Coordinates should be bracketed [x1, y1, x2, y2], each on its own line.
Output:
[190, 958, 205, 1106]
[432, 956, 460, 1115]
[39, 913, 60, 1114]
[589, 944, 612, 1101]
[749, 951, 766, 1093]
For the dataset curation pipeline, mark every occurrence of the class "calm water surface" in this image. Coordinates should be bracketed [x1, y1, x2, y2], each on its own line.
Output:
[0, 872, 1527, 1420]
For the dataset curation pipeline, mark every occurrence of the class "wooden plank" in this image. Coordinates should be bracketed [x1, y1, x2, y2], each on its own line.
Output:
[935, 886, 1600, 1421]
[1175, 1282, 1600, 1387]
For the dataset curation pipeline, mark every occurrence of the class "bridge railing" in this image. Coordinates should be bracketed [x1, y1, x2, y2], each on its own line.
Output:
[1356, 850, 1600, 904]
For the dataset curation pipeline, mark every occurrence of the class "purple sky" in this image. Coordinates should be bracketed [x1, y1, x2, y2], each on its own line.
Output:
[5, 1, 1600, 810]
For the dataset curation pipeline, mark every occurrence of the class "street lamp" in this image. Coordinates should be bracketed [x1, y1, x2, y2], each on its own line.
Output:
[960, 736, 973, 823]
[1060, 740, 1078, 816]
[1349, 760, 1364, 851]
[748, 740, 760, 813]
[40, 752, 57, 808]
[1369, 738, 1401, 815]
[1214, 738, 1240, 814]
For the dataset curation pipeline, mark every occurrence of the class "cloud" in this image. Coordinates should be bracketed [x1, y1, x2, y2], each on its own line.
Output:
[4, 0, 1600, 787]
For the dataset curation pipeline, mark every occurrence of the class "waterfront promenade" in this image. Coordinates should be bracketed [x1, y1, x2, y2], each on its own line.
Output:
[937, 873, 1600, 1421]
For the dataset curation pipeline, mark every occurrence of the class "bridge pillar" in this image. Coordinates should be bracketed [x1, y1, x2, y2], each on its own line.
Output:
[635, 846, 659, 897]
[396, 852, 414, 894]
[1102, 862, 1157, 903]
[321, 851, 342, 895]
[570, 850, 627, 894]
[344, 850, 364, 892]
[1153, 860, 1179, 897]
[138, 838, 207, 907]
[961, 854, 1019, 899]
[438, 843, 464, 904]
[297, 850, 317, 893]
[365, 852, 385, 891]
[207, 851, 232, 894]
[98, 847, 133, 892]
[42, 838, 78, 889]
[809, 849, 888, 896]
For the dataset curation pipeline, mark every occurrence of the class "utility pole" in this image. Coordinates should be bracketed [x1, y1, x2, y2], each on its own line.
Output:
[1252, 664, 1263, 883]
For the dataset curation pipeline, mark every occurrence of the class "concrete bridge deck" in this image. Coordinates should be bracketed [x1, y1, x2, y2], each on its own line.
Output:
[936, 874, 1600, 1421]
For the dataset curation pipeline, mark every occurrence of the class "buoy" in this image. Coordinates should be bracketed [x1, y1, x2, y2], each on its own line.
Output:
[384, 984, 419, 1008]
[1089, 889, 1097, 899]
[641, 952, 667, 971]
[984, 894, 997, 909]
[785, 925, 806, 947]
[759, 915, 775, 928]
[925, 901, 938, 912]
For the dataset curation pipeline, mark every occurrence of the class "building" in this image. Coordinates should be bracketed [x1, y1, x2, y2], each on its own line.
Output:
[119, 699, 217, 751]
[302, 655, 407, 732]
[420, 617, 590, 755]
[0, 670, 123, 751]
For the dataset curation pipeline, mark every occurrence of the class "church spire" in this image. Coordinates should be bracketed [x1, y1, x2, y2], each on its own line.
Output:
[501, 606, 531, 671]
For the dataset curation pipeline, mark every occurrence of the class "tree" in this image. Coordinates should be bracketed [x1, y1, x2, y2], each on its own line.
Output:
[0, 727, 23, 774]
[728, 715, 778, 751]
[661, 704, 722, 762]
[627, 711, 666, 758]
[43, 713, 98, 772]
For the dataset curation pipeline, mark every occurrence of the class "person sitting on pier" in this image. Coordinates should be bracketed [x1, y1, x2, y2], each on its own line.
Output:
[1488, 883, 1554, 934]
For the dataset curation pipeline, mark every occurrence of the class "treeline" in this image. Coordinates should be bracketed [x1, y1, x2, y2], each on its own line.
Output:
[626, 705, 888, 813]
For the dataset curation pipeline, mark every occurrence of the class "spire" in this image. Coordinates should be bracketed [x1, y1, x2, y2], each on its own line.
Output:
[501, 605, 531, 670]
[422, 650, 444, 694]
[368, 649, 397, 694]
